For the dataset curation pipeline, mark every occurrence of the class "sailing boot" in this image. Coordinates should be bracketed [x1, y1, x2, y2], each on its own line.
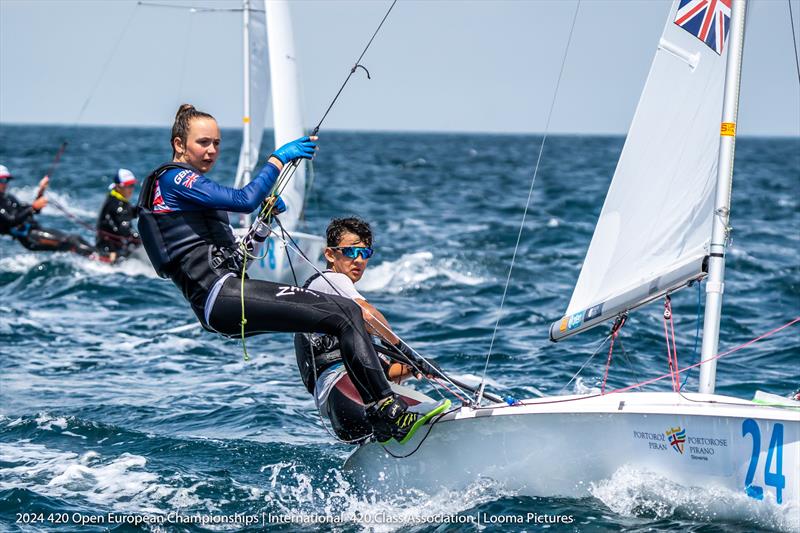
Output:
[367, 395, 451, 445]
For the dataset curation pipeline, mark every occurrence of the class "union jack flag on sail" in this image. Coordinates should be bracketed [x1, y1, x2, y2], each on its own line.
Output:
[674, 0, 732, 55]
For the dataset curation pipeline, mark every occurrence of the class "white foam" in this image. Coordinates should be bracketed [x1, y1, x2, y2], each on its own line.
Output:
[591, 464, 799, 532]
[260, 461, 514, 532]
[0, 441, 204, 514]
[0, 253, 42, 273]
[358, 252, 487, 294]
[13, 186, 96, 219]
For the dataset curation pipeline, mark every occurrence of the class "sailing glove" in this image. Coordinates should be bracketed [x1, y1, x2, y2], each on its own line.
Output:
[271, 136, 318, 165]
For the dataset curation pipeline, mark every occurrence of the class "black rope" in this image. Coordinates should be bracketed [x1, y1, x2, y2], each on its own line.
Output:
[274, 217, 299, 286]
[789, 0, 800, 85]
[380, 406, 455, 459]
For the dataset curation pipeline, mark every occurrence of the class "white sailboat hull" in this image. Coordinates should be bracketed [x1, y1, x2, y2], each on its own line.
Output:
[345, 392, 799, 514]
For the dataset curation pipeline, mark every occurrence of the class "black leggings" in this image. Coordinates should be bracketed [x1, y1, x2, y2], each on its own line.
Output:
[207, 276, 393, 404]
[17, 227, 95, 256]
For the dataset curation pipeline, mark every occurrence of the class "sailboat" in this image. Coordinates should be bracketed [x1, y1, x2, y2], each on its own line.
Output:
[344, 0, 799, 518]
[231, 0, 325, 283]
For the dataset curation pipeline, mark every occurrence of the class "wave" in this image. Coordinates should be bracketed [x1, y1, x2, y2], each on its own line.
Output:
[358, 252, 488, 294]
[591, 464, 798, 532]
[0, 250, 156, 278]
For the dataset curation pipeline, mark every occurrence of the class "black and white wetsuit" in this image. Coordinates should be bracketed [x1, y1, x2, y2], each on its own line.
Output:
[137, 162, 393, 409]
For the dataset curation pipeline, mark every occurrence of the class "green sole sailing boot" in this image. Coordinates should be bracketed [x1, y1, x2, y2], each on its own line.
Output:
[368, 395, 451, 445]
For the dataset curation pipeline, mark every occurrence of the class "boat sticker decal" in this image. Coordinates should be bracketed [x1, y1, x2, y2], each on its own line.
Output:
[742, 419, 786, 504]
[585, 303, 603, 321]
[720, 122, 736, 136]
[666, 426, 686, 454]
[567, 311, 584, 330]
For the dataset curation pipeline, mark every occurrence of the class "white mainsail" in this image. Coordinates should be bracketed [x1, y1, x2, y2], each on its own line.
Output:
[552, 0, 731, 340]
[234, 3, 269, 191]
[265, 0, 307, 232]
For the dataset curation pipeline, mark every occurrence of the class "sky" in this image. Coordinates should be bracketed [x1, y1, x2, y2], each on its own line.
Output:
[1, 0, 799, 136]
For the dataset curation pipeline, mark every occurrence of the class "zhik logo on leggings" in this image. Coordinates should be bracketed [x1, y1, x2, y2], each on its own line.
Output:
[276, 286, 319, 298]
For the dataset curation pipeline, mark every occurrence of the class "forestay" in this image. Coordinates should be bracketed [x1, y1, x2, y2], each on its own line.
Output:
[552, 0, 730, 341]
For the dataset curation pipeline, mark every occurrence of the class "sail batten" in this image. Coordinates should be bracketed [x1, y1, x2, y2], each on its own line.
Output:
[553, 0, 729, 340]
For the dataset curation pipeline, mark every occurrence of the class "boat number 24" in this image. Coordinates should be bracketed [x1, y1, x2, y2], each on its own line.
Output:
[741, 419, 785, 504]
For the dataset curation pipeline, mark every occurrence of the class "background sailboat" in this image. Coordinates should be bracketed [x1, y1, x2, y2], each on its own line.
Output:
[345, 0, 799, 519]
[232, 0, 325, 283]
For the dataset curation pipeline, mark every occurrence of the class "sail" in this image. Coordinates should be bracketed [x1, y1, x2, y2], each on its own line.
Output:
[265, 0, 307, 232]
[234, 4, 269, 190]
[552, 0, 730, 341]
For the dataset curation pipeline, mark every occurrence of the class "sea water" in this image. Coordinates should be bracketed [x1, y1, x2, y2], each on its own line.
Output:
[1, 125, 798, 532]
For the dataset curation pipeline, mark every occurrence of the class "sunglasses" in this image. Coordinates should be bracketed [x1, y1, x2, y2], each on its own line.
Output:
[331, 246, 374, 260]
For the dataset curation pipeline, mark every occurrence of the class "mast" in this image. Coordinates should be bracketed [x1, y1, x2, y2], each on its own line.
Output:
[240, 0, 252, 189]
[698, 0, 747, 394]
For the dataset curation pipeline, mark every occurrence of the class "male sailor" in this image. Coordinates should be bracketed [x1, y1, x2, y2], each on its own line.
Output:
[294, 217, 444, 443]
[0, 164, 94, 256]
[96, 168, 141, 263]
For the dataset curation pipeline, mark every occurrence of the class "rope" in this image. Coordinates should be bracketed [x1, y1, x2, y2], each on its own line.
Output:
[611, 316, 800, 394]
[789, 0, 800, 85]
[680, 281, 703, 390]
[559, 332, 611, 393]
[601, 315, 625, 394]
[663, 296, 680, 392]
[74, 3, 140, 126]
[477, 0, 582, 404]
[269, 225, 474, 401]
[235, 0, 400, 358]
[471, 316, 800, 413]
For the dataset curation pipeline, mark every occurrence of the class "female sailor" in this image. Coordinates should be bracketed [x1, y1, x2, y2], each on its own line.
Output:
[137, 104, 447, 444]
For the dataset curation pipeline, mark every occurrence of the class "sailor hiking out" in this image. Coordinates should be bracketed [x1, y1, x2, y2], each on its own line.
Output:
[137, 104, 447, 445]
[0, 164, 94, 256]
[295, 217, 446, 443]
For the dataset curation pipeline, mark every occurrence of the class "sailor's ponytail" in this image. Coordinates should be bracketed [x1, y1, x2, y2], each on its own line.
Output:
[171, 104, 215, 157]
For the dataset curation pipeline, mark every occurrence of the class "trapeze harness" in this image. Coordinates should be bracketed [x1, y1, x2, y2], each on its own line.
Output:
[136, 162, 245, 327]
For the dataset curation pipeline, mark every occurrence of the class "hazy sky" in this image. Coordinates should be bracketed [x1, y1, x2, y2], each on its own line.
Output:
[1, 0, 799, 135]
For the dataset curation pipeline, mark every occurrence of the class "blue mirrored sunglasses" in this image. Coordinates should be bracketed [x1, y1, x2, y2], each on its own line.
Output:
[331, 246, 374, 260]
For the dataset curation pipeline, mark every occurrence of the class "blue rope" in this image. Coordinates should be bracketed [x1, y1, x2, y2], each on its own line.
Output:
[680, 281, 703, 390]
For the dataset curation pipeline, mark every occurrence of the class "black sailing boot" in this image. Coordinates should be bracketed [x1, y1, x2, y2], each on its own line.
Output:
[367, 395, 451, 445]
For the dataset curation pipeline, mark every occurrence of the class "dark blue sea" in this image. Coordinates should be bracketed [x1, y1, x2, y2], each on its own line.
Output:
[1, 125, 798, 532]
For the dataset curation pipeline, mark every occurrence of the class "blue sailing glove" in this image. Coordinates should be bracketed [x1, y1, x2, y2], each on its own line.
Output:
[273, 196, 287, 214]
[271, 136, 317, 165]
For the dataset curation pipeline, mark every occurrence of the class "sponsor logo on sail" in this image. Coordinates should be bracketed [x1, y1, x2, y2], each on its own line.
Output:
[567, 311, 584, 330]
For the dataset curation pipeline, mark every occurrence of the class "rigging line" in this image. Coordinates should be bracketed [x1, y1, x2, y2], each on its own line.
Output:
[136, 1, 258, 13]
[176, 8, 195, 100]
[477, 0, 582, 403]
[73, 3, 140, 127]
[269, 225, 473, 401]
[609, 316, 800, 395]
[680, 281, 703, 391]
[311, 0, 398, 135]
[559, 332, 611, 393]
[789, 0, 800, 85]
[239, 0, 398, 243]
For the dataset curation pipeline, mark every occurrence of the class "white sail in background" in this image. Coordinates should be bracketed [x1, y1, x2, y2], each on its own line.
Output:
[265, 0, 307, 231]
[558, 0, 730, 336]
[234, 5, 269, 190]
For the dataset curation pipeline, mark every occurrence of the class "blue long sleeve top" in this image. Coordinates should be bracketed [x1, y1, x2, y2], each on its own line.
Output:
[152, 163, 286, 214]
